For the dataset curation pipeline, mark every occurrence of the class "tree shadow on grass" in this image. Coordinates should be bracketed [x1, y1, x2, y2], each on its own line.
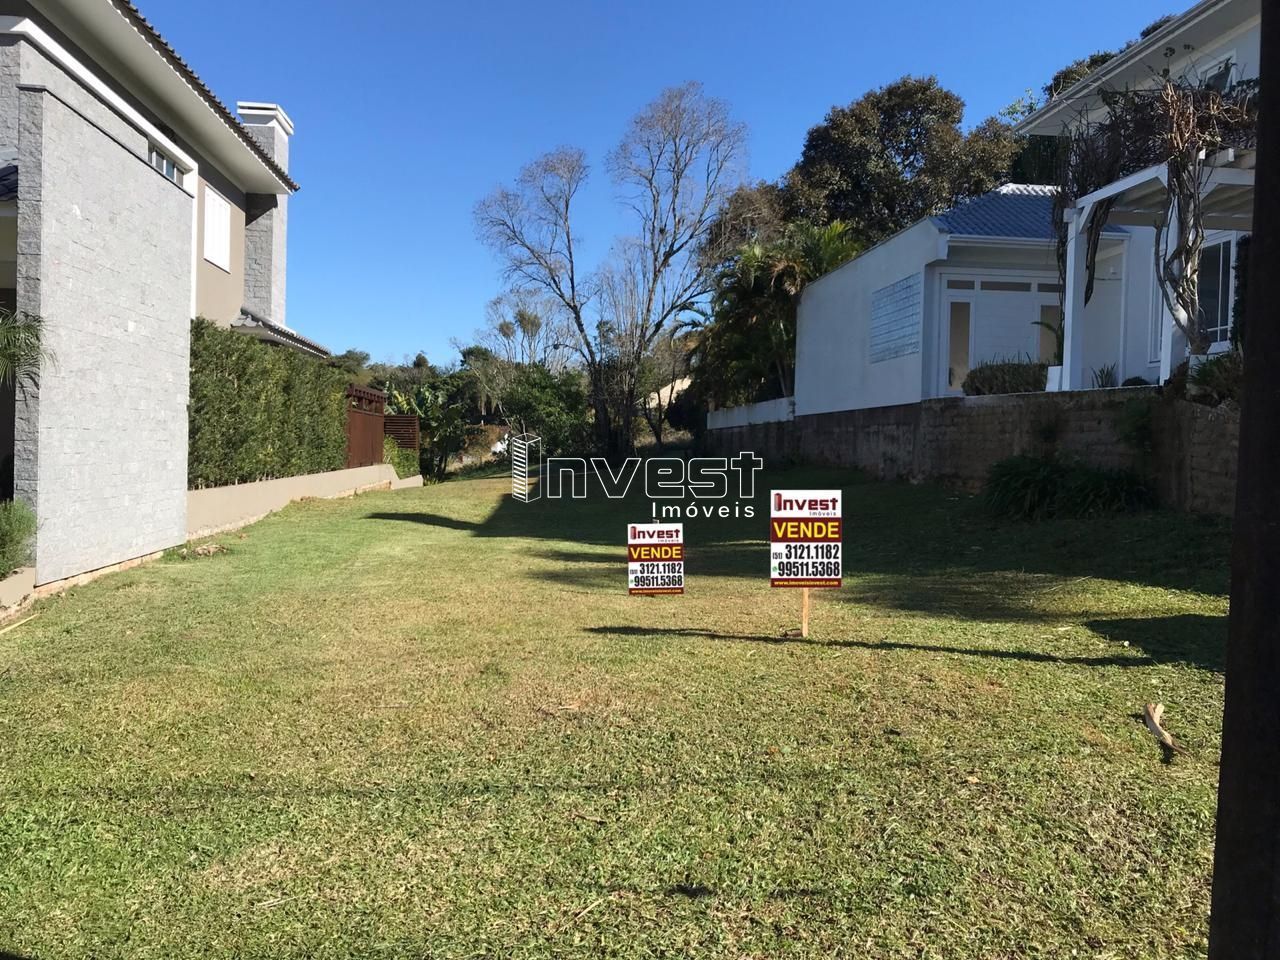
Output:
[1084, 614, 1226, 672]
[365, 466, 1231, 624]
[585, 625, 1157, 668]
[365, 512, 482, 532]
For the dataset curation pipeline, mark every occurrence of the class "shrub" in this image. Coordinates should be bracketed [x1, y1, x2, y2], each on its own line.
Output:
[1121, 376, 1151, 387]
[382, 436, 419, 479]
[189, 319, 350, 488]
[1189, 350, 1243, 405]
[962, 360, 1048, 396]
[1232, 234, 1249, 352]
[1091, 363, 1118, 388]
[0, 500, 35, 575]
[985, 455, 1152, 520]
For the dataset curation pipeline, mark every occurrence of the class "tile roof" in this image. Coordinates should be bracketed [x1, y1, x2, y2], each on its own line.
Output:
[931, 184, 1059, 240]
[233, 309, 330, 359]
[931, 184, 1126, 241]
[111, 0, 298, 193]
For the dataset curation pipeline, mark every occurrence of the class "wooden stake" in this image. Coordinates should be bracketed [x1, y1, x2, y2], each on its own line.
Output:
[801, 588, 810, 639]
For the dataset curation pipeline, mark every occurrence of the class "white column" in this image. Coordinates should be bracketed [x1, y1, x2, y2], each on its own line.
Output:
[1062, 207, 1090, 391]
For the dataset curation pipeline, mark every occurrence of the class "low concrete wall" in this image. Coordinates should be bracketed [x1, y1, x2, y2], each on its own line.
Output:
[707, 396, 794, 430]
[0, 566, 35, 620]
[188, 464, 400, 539]
[705, 388, 1238, 517]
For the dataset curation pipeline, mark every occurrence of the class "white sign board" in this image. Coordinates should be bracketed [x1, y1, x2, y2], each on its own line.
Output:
[627, 523, 684, 595]
[770, 489, 842, 588]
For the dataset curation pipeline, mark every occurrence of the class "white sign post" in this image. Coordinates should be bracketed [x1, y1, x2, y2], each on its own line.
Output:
[627, 523, 684, 595]
[770, 490, 842, 637]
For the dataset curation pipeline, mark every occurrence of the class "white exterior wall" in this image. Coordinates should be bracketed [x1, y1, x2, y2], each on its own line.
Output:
[1118, 228, 1161, 384]
[795, 220, 940, 416]
[706, 397, 794, 430]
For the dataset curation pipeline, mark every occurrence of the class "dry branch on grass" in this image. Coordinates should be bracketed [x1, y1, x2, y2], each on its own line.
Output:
[1144, 702, 1187, 758]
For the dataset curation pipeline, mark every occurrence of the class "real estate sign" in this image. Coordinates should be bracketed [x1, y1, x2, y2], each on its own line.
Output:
[627, 523, 684, 595]
[770, 490, 842, 588]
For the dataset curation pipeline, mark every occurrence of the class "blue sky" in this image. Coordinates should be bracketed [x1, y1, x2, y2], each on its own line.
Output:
[142, 0, 1175, 365]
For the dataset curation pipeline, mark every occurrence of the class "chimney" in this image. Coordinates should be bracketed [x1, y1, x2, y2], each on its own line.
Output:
[236, 102, 294, 327]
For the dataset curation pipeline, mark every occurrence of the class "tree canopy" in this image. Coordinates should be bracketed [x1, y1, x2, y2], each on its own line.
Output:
[783, 76, 1019, 244]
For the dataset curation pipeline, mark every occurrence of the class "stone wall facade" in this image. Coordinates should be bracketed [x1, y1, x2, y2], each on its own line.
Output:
[705, 387, 1240, 517]
[12, 41, 192, 584]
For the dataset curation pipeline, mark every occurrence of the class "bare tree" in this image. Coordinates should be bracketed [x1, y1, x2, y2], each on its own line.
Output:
[452, 291, 576, 423]
[476, 83, 745, 457]
[475, 148, 613, 444]
[601, 83, 746, 450]
[480, 290, 575, 370]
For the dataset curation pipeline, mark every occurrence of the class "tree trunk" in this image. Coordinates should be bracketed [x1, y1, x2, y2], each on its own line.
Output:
[1207, 8, 1280, 955]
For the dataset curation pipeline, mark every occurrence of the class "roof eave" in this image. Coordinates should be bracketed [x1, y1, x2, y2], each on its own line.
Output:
[1014, 0, 1239, 137]
[233, 312, 330, 358]
[30, 0, 298, 194]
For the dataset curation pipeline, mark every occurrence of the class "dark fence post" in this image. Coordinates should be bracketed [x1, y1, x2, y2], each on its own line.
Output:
[345, 385, 387, 469]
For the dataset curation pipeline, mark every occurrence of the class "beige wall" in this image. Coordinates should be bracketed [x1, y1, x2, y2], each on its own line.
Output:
[187, 464, 403, 539]
[194, 173, 246, 325]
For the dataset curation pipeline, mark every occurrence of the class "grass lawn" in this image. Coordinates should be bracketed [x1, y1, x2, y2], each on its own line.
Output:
[0, 467, 1230, 958]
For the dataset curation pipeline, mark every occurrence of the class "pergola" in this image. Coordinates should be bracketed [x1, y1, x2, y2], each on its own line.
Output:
[1058, 149, 1255, 388]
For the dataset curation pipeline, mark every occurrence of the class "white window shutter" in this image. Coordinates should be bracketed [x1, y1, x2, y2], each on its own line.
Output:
[203, 186, 231, 272]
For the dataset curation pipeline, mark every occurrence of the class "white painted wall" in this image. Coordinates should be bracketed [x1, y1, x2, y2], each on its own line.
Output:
[795, 220, 941, 416]
[705, 396, 794, 430]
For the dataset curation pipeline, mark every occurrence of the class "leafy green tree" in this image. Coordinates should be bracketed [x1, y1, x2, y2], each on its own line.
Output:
[691, 221, 861, 406]
[499, 365, 590, 456]
[385, 373, 473, 481]
[1043, 51, 1118, 102]
[784, 77, 1018, 242]
[700, 181, 789, 270]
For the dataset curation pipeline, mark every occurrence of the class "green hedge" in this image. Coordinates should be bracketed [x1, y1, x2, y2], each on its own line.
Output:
[962, 359, 1048, 396]
[383, 436, 419, 480]
[189, 319, 349, 488]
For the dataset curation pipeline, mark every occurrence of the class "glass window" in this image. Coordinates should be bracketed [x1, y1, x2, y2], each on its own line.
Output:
[1197, 240, 1233, 345]
[948, 301, 971, 390]
[946, 279, 975, 290]
[1038, 304, 1062, 363]
[148, 146, 180, 183]
[980, 280, 1033, 292]
[1205, 58, 1233, 94]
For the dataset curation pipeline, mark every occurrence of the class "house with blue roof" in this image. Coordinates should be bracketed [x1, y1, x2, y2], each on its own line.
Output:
[792, 0, 1256, 418]
[794, 184, 1142, 417]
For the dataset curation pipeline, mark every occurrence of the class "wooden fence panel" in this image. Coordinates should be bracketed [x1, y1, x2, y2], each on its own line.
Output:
[346, 385, 387, 469]
[383, 414, 420, 451]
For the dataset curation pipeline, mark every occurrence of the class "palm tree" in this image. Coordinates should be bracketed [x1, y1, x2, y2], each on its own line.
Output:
[705, 221, 860, 400]
[0, 307, 45, 387]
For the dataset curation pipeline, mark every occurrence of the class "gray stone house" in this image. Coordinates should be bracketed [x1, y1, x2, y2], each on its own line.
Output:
[0, 0, 327, 585]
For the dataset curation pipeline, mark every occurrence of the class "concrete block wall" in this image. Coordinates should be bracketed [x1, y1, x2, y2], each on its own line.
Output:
[240, 116, 288, 325]
[704, 389, 1239, 517]
[16, 71, 192, 584]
